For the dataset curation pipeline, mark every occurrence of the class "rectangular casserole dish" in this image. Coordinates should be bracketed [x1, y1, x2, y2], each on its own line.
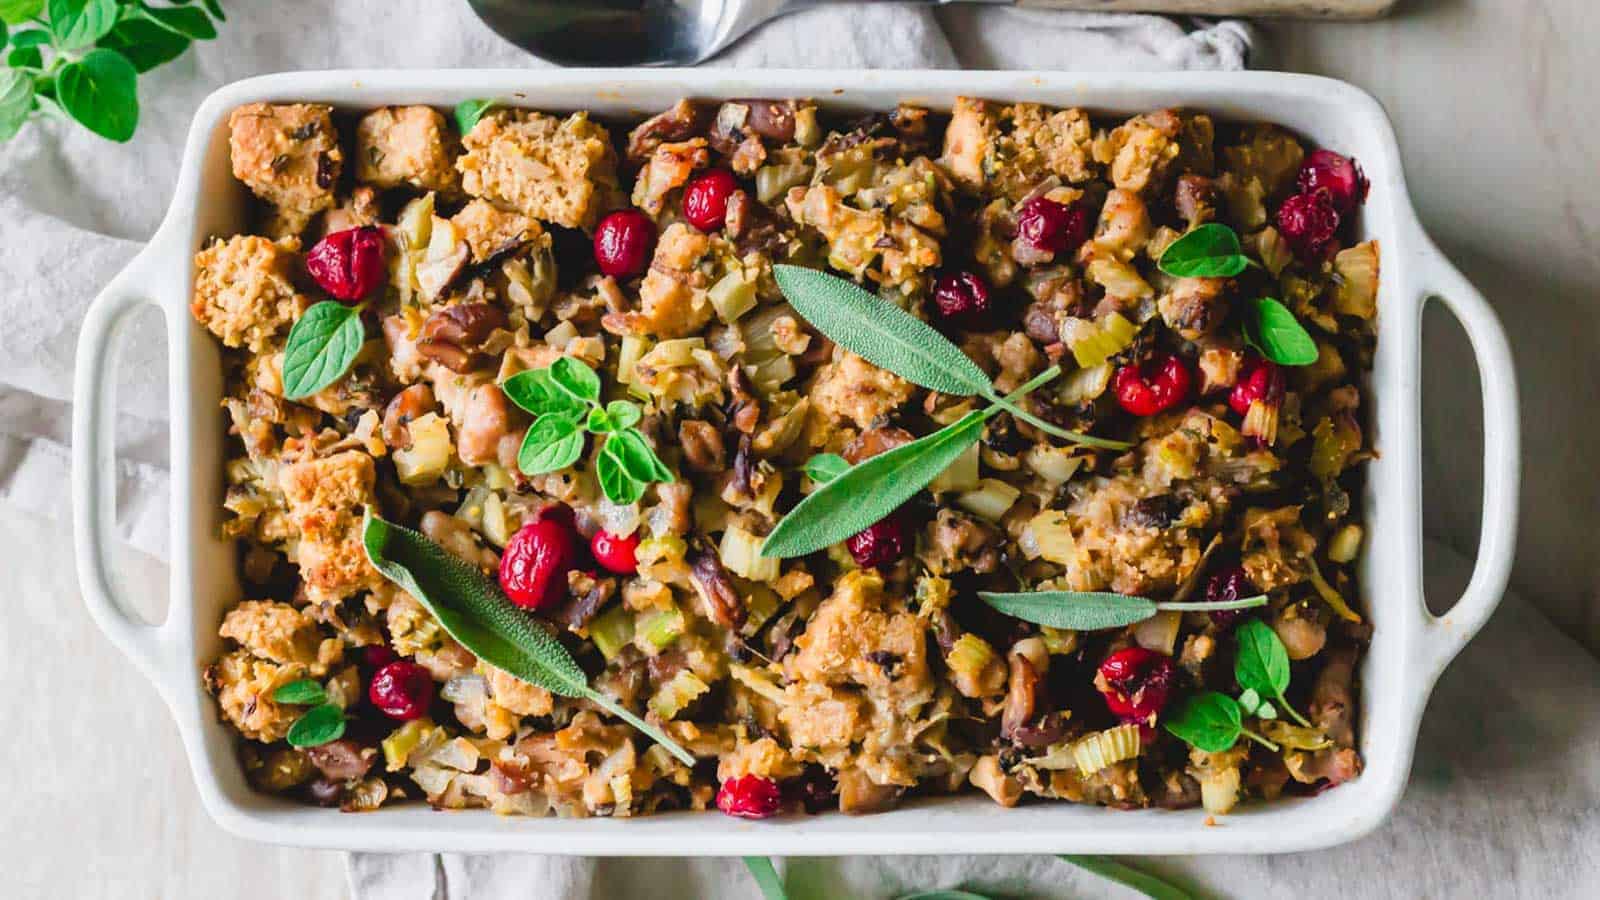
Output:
[70, 68, 1518, 856]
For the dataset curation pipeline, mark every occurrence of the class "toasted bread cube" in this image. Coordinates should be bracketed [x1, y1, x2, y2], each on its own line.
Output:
[456, 110, 621, 229]
[228, 103, 343, 234]
[191, 234, 307, 352]
[278, 451, 382, 604]
[355, 105, 460, 193]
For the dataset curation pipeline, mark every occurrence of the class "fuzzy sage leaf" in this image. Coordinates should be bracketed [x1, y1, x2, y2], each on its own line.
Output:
[282, 301, 365, 400]
[1157, 223, 1251, 278]
[362, 512, 696, 765]
[1058, 856, 1197, 900]
[977, 590, 1267, 631]
[803, 453, 850, 485]
[742, 857, 788, 900]
[1244, 297, 1319, 366]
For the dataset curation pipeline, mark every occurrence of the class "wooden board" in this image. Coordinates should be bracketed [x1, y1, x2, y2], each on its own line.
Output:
[1018, 0, 1397, 19]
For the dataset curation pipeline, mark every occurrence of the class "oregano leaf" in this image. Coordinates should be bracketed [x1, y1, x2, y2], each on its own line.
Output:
[804, 453, 850, 485]
[0, 69, 34, 142]
[282, 301, 365, 400]
[1245, 297, 1319, 366]
[1157, 222, 1251, 278]
[454, 98, 497, 135]
[549, 356, 601, 405]
[517, 413, 585, 476]
[1163, 691, 1242, 753]
[97, 18, 191, 73]
[501, 367, 587, 419]
[596, 439, 646, 505]
[285, 703, 345, 748]
[272, 678, 327, 705]
[55, 47, 139, 142]
[49, 0, 118, 49]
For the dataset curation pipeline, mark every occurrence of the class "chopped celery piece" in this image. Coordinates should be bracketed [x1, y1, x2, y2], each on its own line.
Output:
[649, 670, 709, 720]
[638, 605, 686, 652]
[590, 606, 636, 661]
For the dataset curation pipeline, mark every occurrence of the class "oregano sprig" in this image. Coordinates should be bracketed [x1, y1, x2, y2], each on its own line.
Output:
[501, 357, 674, 504]
[978, 589, 1267, 632]
[272, 678, 347, 748]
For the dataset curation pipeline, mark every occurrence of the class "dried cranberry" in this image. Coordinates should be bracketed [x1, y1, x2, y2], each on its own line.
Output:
[1204, 566, 1257, 628]
[682, 169, 739, 232]
[1112, 354, 1192, 417]
[362, 645, 397, 668]
[1015, 197, 1091, 256]
[931, 270, 992, 330]
[368, 660, 433, 721]
[306, 226, 385, 301]
[716, 774, 783, 819]
[1096, 647, 1176, 724]
[846, 514, 908, 569]
[590, 529, 639, 575]
[593, 209, 657, 278]
[1297, 149, 1369, 216]
[498, 516, 581, 610]
[1228, 355, 1285, 417]
[1275, 190, 1341, 263]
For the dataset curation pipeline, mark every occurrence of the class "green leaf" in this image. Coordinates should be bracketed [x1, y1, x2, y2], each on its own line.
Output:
[97, 18, 190, 73]
[762, 410, 988, 559]
[49, 0, 118, 49]
[362, 512, 695, 765]
[7, 42, 41, 69]
[1244, 297, 1319, 366]
[1157, 222, 1250, 278]
[742, 857, 788, 900]
[804, 452, 850, 485]
[1058, 855, 1196, 900]
[896, 893, 994, 900]
[454, 98, 497, 135]
[978, 589, 1267, 631]
[271, 678, 327, 705]
[285, 703, 345, 748]
[595, 439, 646, 505]
[517, 413, 585, 475]
[586, 406, 616, 434]
[140, 4, 216, 40]
[201, 0, 224, 22]
[2, 17, 8, 47]
[10, 27, 49, 48]
[1163, 691, 1242, 753]
[281, 301, 365, 400]
[501, 368, 588, 419]
[602, 400, 640, 431]
[56, 47, 139, 142]
[606, 429, 672, 484]
[773, 264, 993, 397]
[0, 69, 34, 142]
[0, 0, 44, 27]
[1234, 618, 1290, 699]
[548, 356, 601, 405]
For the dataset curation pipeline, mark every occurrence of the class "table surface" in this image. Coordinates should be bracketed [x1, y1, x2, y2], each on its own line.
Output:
[6, 2, 1596, 897]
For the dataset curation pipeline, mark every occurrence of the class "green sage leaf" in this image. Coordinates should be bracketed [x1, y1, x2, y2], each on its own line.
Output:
[804, 452, 850, 485]
[742, 857, 788, 900]
[1234, 618, 1290, 699]
[97, 18, 190, 73]
[517, 413, 585, 476]
[454, 98, 497, 135]
[1163, 691, 1242, 753]
[272, 678, 327, 705]
[1157, 222, 1250, 278]
[140, 5, 217, 40]
[549, 356, 601, 405]
[0, 69, 34, 142]
[49, 0, 118, 49]
[1058, 855, 1196, 900]
[979, 590, 1158, 630]
[596, 439, 646, 505]
[0, 0, 44, 27]
[896, 893, 994, 900]
[774, 264, 992, 396]
[1245, 297, 1319, 366]
[501, 368, 588, 419]
[362, 512, 695, 765]
[762, 410, 988, 559]
[285, 703, 345, 748]
[282, 301, 365, 400]
[56, 47, 139, 142]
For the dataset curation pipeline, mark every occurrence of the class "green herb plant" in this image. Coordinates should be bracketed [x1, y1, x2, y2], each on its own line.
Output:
[362, 511, 695, 766]
[977, 588, 1267, 632]
[281, 301, 366, 400]
[761, 266, 1131, 560]
[501, 357, 673, 505]
[1, 0, 225, 143]
[1157, 222, 1253, 278]
[1243, 296, 1319, 366]
[272, 678, 347, 748]
[741, 854, 1198, 900]
[1166, 617, 1313, 753]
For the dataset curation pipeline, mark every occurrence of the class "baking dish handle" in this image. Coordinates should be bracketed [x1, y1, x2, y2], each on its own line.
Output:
[1415, 245, 1520, 678]
[71, 241, 179, 697]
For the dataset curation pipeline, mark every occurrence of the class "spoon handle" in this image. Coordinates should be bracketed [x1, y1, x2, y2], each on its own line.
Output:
[1005, 0, 1393, 18]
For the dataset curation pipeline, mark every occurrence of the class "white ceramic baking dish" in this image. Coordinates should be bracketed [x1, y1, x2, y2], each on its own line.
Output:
[71, 69, 1518, 856]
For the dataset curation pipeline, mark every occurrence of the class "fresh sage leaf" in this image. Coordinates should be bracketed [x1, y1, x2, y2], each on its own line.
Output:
[56, 47, 139, 142]
[596, 439, 646, 505]
[742, 857, 788, 900]
[0, 0, 45, 27]
[517, 413, 585, 475]
[1157, 223, 1251, 279]
[762, 410, 989, 559]
[454, 98, 497, 135]
[1163, 691, 1243, 753]
[362, 512, 695, 765]
[774, 264, 993, 397]
[49, 0, 118, 49]
[140, 4, 217, 40]
[549, 356, 601, 405]
[272, 678, 327, 705]
[0, 69, 34, 142]
[979, 589, 1267, 631]
[804, 453, 850, 485]
[1244, 297, 1319, 366]
[501, 368, 588, 419]
[602, 400, 641, 432]
[282, 301, 365, 400]
[285, 703, 346, 748]
[1058, 855, 1197, 900]
[1234, 618, 1310, 726]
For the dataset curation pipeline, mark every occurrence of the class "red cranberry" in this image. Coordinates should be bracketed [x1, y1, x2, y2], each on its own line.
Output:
[716, 774, 783, 819]
[368, 660, 433, 721]
[362, 645, 397, 668]
[306, 226, 386, 301]
[1015, 196, 1092, 256]
[498, 516, 581, 610]
[846, 514, 908, 569]
[1112, 354, 1192, 417]
[1204, 566, 1258, 628]
[590, 529, 639, 575]
[681, 169, 739, 232]
[1096, 647, 1176, 724]
[1228, 356, 1285, 416]
[593, 209, 657, 278]
[1275, 190, 1341, 263]
[1297, 149, 1369, 216]
[931, 270, 992, 330]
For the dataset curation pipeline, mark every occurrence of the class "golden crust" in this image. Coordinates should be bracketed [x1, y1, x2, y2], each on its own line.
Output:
[191, 235, 306, 353]
[278, 451, 382, 604]
[355, 105, 460, 193]
[456, 111, 621, 229]
[228, 103, 342, 234]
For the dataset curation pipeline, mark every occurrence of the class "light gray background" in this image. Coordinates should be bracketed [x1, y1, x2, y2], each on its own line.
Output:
[3, 0, 1595, 896]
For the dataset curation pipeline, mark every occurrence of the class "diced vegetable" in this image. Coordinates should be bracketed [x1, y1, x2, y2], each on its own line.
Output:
[1331, 241, 1379, 319]
[393, 413, 452, 485]
[1306, 558, 1362, 623]
[956, 478, 1021, 522]
[1071, 723, 1141, 776]
[1023, 444, 1083, 486]
[381, 718, 439, 772]
[1327, 524, 1363, 563]
[649, 670, 709, 719]
[929, 441, 980, 494]
[1021, 511, 1077, 565]
[590, 606, 636, 661]
[1063, 312, 1137, 368]
[616, 334, 653, 386]
[708, 270, 759, 323]
[719, 524, 779, 582]
[637, 605, 686, 652]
